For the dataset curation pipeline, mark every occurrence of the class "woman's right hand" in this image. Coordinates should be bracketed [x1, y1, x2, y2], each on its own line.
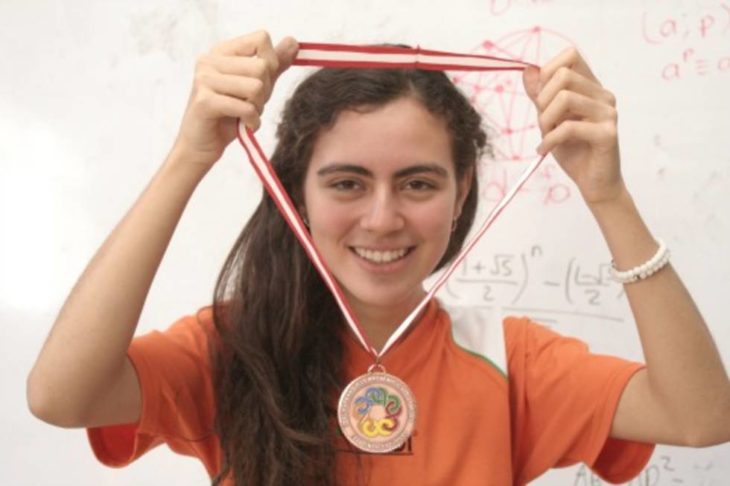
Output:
[171, 31, 299, 169]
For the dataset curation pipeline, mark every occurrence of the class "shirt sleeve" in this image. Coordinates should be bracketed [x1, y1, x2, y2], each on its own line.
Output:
[505, 316, 655, 484]
[86, 308, 219, 475]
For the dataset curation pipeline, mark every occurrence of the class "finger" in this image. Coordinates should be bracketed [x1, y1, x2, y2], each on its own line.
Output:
[537, 120, 616, 156]
[540, 47, 600, 88]
[212, 31, 280, 82]
[536, 67, 615, 113]
[272, 36, 299, 81]
[539, 91, 617, 135]
[202, 54, 271, 84]
[206, 92, 261, 131]
[212, 30, 273, 57]
[522, 65, 541, 103]
[209, 32, 297, 87]
[199, 54, 273, 103]
[250, 34, 281, 85]
[203, 73, 268, 115]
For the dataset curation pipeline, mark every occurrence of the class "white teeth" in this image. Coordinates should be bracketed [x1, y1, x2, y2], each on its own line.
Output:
[354, 247, 409, 264]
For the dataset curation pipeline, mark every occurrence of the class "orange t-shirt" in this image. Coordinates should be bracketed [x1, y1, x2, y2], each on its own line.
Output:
[87, 299, 654, 485]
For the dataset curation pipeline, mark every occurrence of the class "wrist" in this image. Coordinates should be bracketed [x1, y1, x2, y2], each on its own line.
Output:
[610, 238, 670, 284]
[162, 144, 214, 182]
[585, 182, 633, 218]
[585, 185, 660, 272]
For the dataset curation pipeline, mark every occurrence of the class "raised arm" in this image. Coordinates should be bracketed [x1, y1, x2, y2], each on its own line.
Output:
[523, 47, 730, 447]
[26, 31, 299, 428]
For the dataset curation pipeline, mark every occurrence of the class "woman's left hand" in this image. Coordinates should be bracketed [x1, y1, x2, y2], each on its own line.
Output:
[523, 47, 625, 206]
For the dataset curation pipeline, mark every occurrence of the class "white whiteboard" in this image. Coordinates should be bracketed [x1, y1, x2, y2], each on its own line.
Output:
[2, 0, 728, 484]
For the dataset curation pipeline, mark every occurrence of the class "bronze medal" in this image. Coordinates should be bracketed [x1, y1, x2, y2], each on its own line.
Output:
[337, 364, 416, 453]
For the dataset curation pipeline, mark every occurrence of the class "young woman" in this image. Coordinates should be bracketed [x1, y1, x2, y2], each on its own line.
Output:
[27, 31, 730, 485]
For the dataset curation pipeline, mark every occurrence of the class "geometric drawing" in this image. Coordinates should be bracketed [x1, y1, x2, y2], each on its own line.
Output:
[450, 27, 578, 205]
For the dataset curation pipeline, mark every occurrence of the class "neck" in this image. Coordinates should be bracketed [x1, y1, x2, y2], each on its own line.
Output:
[350, 291, 427, 354]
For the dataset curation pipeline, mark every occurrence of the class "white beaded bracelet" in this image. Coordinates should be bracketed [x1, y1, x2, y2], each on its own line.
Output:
[610, 239, 671, 284]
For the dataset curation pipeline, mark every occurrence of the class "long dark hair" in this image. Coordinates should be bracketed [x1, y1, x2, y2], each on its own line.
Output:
[209, 66, 489, 485]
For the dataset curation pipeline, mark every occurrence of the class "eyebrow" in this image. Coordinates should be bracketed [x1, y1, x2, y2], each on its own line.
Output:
[316, 163, 449, 179]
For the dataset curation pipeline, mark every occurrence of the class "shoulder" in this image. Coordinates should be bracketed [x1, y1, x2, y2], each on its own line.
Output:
[439, 302, 508, 377]
[161, 306, 218, 342]
[438, 303, 593, 377]
[502, 315, 588, 352]
[130, 306, 220, 373]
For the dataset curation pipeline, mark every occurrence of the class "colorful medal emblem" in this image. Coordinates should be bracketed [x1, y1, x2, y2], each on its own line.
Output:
[337, 365, 416, 453]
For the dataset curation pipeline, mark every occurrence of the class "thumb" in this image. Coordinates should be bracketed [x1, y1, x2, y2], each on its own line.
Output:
[522, 65, 541, 104]
[274, 36, 299, 79]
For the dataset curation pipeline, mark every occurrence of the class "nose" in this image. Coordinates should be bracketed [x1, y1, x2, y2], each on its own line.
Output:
[359, 189, 405, 233]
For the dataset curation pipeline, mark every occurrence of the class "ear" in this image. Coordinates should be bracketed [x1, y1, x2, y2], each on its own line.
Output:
[454, 165, 475, 219]
[297, 204, 309, 225]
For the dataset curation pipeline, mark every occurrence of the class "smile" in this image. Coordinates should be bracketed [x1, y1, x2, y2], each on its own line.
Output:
[351, 247, 413, 264]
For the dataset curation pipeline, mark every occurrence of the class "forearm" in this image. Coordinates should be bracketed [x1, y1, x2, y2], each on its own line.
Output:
[589, 186, 730, 443]
[27, 148, 208, 423]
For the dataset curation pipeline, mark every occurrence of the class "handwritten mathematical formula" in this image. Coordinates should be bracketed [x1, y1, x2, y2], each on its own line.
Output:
[572, 454, 719, 485]
[443, 245, 626, 324]
[641, 2, 730, 81]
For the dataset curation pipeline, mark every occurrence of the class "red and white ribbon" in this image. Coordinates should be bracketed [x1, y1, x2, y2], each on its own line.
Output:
[237, 42, 547, 360]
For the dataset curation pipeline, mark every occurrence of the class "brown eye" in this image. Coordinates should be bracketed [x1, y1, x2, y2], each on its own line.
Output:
[331, 179, 362, 191]
[404, 179, 436, 191]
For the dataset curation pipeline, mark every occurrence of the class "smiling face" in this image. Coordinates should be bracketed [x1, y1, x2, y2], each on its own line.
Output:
[302, 96, 471, 320]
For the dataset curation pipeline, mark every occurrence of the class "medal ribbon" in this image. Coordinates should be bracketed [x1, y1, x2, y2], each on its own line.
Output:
[237, 42, 547, 360]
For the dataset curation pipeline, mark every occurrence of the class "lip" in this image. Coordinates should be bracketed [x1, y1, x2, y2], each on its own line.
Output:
[349, 246, 415, 274]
